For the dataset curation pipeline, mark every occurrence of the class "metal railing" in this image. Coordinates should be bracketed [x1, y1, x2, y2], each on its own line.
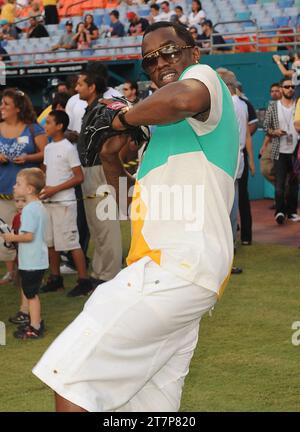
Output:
[13, 13, 44, 27]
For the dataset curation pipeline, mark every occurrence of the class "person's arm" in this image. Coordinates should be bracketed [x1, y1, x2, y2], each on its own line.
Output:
[100, 78, 211, 208]
[112, 79, 210, 128]
[262, 103, 285, 137]
[272, 54, 293, 78]
[91, 28, 99, 40]
[259, 134, 270, 156]
[52, 35, 63, 50]
[0, 153, 9, 163]
[13, 133, 47, 164]
[85, 29, 91, 44]
[249, 122, 258, 135]
[39, 165, 84, 200]
[245, 126, 255, 176]
[1, 231, 33, 243]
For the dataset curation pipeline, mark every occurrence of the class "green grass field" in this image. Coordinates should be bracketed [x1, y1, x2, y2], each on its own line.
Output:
[0, 222, 299, 412]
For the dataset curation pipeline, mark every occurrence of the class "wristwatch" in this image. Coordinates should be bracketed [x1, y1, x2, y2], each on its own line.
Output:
[117, 109, 135, 129]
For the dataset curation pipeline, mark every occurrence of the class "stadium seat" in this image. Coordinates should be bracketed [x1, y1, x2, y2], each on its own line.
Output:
[234, 35, 256, 52]
[93, 14, 103, 27]
[273, 16, 291, 27]
[235, 11, 252, 20]
[278, 0, 294, 7]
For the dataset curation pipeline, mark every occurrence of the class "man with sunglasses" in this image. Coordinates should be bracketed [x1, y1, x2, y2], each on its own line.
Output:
[33, 22, 239, 412]
[264, 78, 300, 224]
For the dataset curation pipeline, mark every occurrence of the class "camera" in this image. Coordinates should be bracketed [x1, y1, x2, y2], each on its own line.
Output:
[279, 55, 291, 65]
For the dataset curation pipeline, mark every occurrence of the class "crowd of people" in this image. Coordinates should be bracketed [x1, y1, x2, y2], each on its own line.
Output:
[0, 0, 228, 54]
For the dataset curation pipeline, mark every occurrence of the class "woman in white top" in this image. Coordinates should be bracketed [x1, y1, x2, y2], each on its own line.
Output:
[188, 0, 206, 26]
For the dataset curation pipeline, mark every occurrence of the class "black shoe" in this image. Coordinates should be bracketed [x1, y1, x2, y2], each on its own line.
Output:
[89, 277, 106, 290]
[67, 278, 94, 297]
[40, 275, 64, 293]
[17, 319, 45, 332]
[275, 212, 285, 225]
[14, 320, 45, 339]
[231, 266, 243, 274]
[9, 311, 30, 325]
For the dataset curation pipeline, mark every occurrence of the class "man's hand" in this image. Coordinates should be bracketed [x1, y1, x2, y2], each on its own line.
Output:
[272, 129, 287, 137]
[39, 186, 59, 200]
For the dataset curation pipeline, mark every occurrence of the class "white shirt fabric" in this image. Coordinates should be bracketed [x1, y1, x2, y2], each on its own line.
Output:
[178, 14, 188, 25]
[277, 101, 298, 153]
[188, 10, 206, 26]
[44, 138, 81, 202]
[158, 11, 175, 22]
[232, 95, 248, 179]
[183, 64, 222, 136]
[66, 87, 122, 133]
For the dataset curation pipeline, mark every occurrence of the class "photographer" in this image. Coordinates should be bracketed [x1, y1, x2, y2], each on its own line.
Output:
[273, 53, 300, 99]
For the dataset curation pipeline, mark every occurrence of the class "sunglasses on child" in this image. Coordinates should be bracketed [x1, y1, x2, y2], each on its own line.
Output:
[142, 44, 194, 74]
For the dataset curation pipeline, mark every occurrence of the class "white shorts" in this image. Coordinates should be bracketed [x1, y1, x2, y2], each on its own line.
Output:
[32, 257, 216, 412]
[44, 203, 80, 251]
[0, 199, 16, 262]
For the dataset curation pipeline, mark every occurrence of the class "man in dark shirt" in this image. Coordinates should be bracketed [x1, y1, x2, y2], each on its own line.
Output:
[27, 17, 49, 38]
[75, 69, 122, 290]
[127, 11, 149, 36]
[198, 19, 228, 52]
[109, 9, 125, 37]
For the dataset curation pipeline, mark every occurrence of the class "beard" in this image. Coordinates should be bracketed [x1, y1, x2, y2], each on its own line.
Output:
[284, 93, 294, 100]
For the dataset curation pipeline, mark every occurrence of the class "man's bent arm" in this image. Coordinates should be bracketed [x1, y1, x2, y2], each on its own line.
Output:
[112, 79, 210, 130]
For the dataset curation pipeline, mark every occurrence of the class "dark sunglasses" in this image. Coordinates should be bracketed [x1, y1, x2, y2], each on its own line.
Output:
[282, 85, 295, 89]
[142, 44, 194, 74]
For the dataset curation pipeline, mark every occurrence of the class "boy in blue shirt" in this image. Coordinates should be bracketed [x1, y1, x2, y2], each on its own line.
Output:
[1, 168, 49, 339]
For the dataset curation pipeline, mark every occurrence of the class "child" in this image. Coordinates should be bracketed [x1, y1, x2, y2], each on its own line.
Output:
[1, 168, 49, 339]
[8, 194, 30, 326]
[40, 110, 92, 297]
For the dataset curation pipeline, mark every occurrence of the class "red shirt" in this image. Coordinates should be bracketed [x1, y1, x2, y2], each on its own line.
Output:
[12, 211, 21, 235]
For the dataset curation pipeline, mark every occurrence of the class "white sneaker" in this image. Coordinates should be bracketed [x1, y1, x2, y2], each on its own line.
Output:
[0, 271, 14, 285]
[288, 213, 300, 222]
[275, 212, 285, 225]
[60, 264, 77, 275]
